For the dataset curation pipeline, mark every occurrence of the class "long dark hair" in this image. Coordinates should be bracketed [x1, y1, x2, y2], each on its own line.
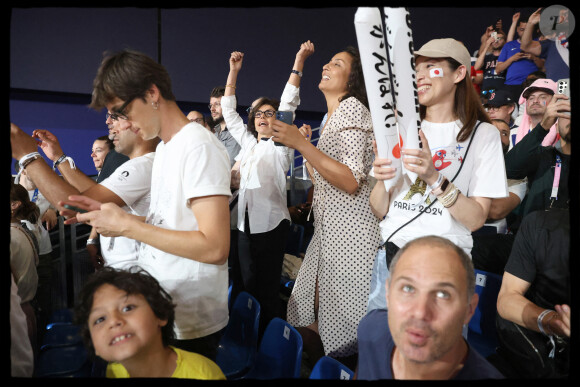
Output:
[339, 46, 369, 109]
[10, 182, 39, 224]
[419, 57, 490, 142]
[247, 97, 280, 139]
[74, 266, 176, 358]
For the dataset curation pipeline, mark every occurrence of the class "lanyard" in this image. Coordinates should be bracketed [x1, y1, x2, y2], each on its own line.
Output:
[31, 188, 39, 203]
[550, 155, 562, 207]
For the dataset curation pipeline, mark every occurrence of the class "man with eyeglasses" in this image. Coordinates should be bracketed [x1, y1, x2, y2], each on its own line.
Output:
[10, 111, 159, 271]
[496, 13, 545, 102]
[62, 49, 232, 362]
[96, 113, 130, 183]
[209, 86, 241, 168]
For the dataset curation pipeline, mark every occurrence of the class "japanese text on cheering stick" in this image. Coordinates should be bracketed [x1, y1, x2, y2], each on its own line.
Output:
[355, 7, 402, 192]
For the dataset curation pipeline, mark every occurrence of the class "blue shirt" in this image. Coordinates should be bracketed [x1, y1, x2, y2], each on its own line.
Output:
[540, 39, 569, 82]
[356, 309, 504, 380]
[498, 40, 539, 85]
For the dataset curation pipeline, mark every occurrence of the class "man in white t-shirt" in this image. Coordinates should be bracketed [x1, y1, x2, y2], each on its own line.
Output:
[63, 49, 232, 361]
[10, 114, 158, 271]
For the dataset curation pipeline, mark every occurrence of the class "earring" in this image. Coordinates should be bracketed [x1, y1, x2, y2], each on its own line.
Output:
[152, 101, 159, 110]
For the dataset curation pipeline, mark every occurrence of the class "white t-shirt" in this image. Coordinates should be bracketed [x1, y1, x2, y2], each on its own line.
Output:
[138, 123, 231, 340]
[27, 189, 53, 255]
[99, 152, 155, 270]
[380, 120, 508, 255]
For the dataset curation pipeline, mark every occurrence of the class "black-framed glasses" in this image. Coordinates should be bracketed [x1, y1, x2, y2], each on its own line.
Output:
[107, 97, 136, 121]
[254, 110, 276, 119]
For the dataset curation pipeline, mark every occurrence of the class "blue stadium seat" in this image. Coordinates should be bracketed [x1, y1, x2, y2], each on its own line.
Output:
[34, 344, 92, 377]
[468, 269, 503, 358]
[309, 356, 354, 380]
[40, 322, 83, 350]
[215, 291, 261, 379]
[46, 308, 74, 327]
[241, 317, 303, 379]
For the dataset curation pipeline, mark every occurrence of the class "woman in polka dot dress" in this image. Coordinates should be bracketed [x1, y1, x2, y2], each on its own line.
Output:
[272, 46, 381, 369]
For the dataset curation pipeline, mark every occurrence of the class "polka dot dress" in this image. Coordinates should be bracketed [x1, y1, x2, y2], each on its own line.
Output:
[286, 97, 381, 358]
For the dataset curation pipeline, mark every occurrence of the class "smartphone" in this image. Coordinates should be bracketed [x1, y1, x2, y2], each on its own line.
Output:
[64, 204, 87, 213]
[557, 78, 570, 116]
[491, 31, 498, 41]
[557, 78, 570, 97]
[275, 111, 294, 146]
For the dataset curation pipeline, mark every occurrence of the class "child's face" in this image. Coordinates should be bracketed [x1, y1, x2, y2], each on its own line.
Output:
[88, 283, 168, 364]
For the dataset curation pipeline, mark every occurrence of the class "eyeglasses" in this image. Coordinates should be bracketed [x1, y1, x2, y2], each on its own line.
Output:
[107, 97, 136, 121]
[254, 110, 276, 119]
[190, 117, 204, 124]
[481, 89, 495, 96]
[208, 102, 220, 110]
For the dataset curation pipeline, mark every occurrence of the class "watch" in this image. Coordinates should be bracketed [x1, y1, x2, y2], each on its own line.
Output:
[291, 69, 303, 78]
[433, 178, 450, 196]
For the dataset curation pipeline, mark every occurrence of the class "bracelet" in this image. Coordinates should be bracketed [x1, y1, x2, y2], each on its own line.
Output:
[291, 69, 303, 78]
[19, 152, 43, 170]
[53, 155, 77, 171]
[437, 182, 461, 208]
[225, 84, 236, 89]
[86, 238, 99, 246]
[537, 309, 556, 336]
[53, 154, 67, 170]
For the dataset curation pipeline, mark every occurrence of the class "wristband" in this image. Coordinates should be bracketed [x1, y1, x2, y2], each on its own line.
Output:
[86, 238, 99, 246]
[19, 152, 43, 170]
[52, 154, 77, 171]
[429, 173, 444, 191]
[537, 309, 556, 336]
[53, 154, 67, 170]
[291, 69, 303, 78]
[226, 84, 236, 89]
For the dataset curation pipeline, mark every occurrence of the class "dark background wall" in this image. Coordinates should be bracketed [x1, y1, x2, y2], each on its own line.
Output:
[10, 6, 539, 175]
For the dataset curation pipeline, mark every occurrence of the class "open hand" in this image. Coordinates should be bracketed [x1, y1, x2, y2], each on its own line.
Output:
[32, 129, 65, 162]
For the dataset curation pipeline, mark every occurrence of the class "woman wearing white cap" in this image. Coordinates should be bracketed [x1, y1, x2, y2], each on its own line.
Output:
[367, 38, 509, 309]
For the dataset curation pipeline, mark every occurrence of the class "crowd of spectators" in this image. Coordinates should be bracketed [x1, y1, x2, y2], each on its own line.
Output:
[10, 6, 571, 380]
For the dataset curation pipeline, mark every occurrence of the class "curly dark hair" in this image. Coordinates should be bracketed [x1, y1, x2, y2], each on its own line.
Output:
[74, 266, 176, 358]
[246, 97, 280, 139]
[338, 46, 369, 109]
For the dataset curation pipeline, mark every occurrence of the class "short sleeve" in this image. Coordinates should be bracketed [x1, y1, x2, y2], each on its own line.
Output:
[504, 211, 538, 283]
